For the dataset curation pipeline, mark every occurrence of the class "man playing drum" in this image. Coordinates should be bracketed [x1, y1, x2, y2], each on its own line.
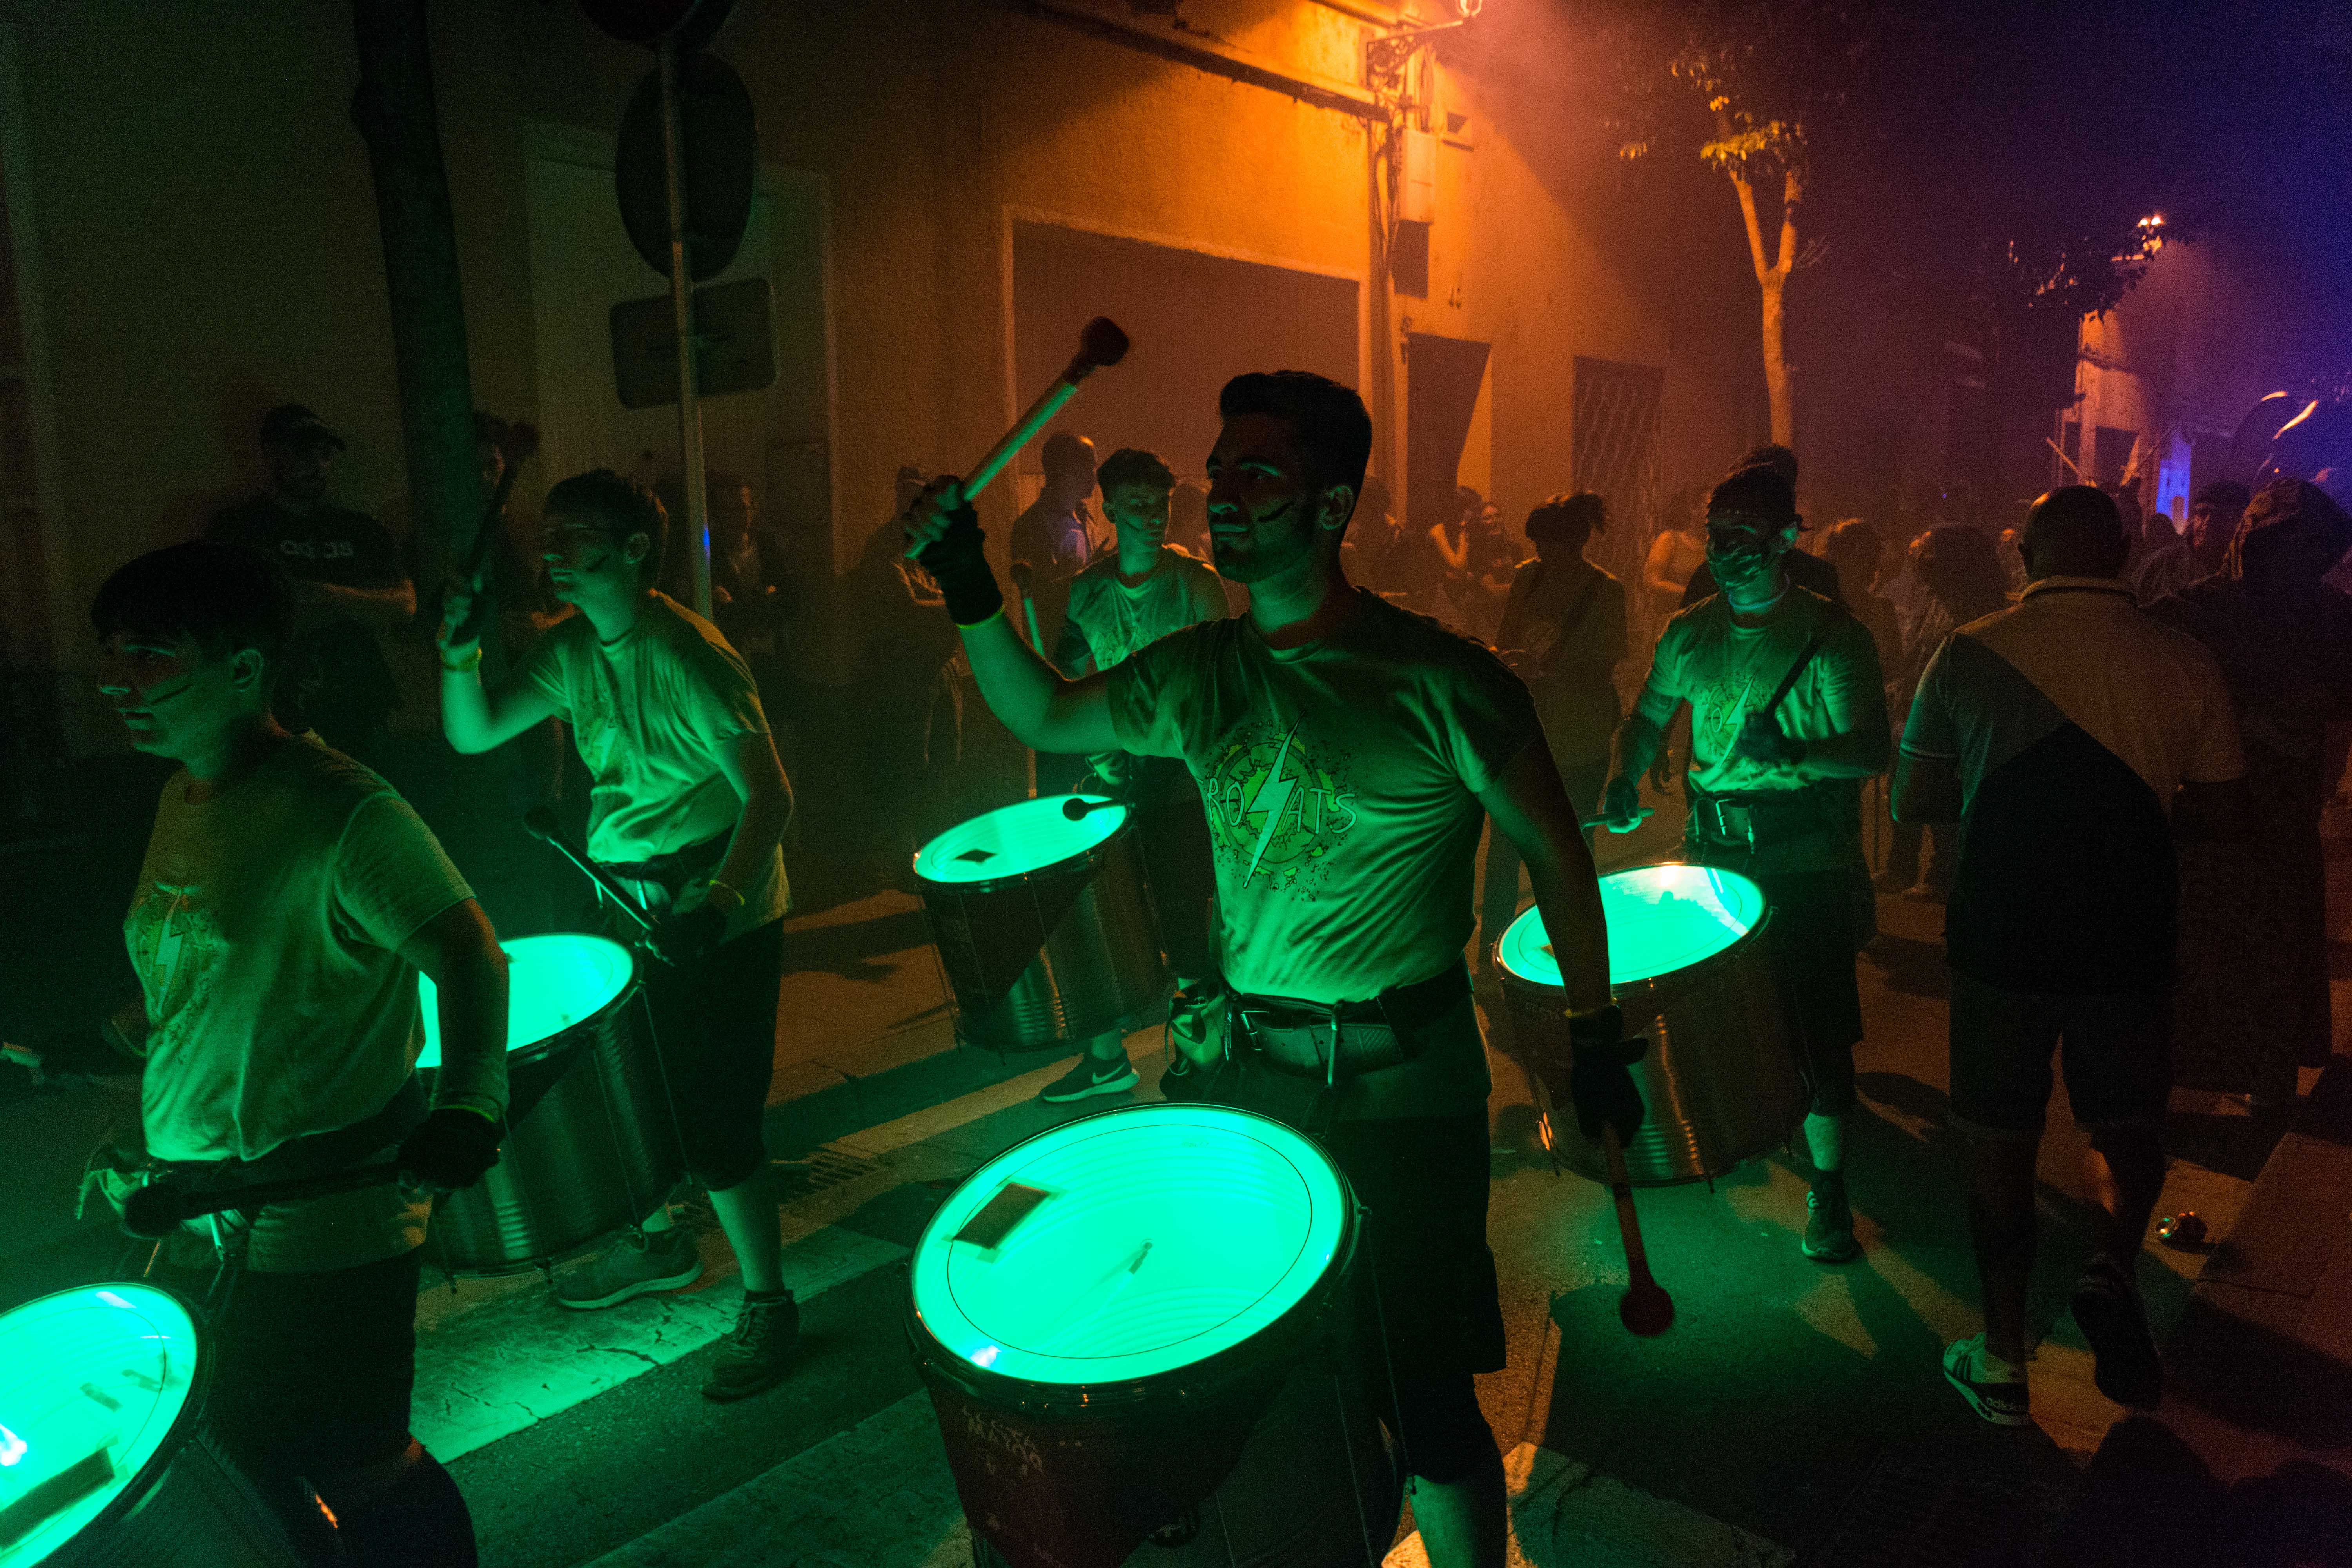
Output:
[1037, 444, 1233, 1105]
[438, 470, 801, 1402]
[1601, 465, 1891, 1264]
[6, 541, 511, 1564]
[904, 371, 1628, 1568]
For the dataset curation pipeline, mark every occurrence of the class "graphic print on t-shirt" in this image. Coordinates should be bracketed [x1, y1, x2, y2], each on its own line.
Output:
[125, 881, 221, 1051]
[1204, 719, 1359, 891]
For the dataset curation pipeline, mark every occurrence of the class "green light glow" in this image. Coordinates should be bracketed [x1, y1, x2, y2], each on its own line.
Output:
[0, 1284, 197, 1566]
[911, 1105, 1346, 1385]
[913, 796, 1125, 884]
[1499, 862, 1765, 988]
[417, 933, 633, 1067]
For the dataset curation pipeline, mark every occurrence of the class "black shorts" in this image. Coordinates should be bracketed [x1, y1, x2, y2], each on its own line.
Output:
[641, 917, 787, 1190]
[1948, 972, 2173, 1142]
[190, 1247, 424, 1485]
[1689, 852, 1864, 1118]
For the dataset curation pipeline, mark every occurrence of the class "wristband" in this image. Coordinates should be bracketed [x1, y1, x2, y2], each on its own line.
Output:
[440, 646, 483, 672]
[704, 879, 746, 913]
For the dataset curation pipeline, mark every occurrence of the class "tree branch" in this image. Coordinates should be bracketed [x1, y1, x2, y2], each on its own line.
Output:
[1729, 172, 1772, 289]
[1773, 167, 1802, 283]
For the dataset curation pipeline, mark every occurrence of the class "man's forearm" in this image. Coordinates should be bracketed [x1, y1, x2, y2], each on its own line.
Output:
[429, 954, 510, 1119]
[1795, 729, 1891, 780]
[441, 667, 498, 754]
[1612, 710, 1667, 782]
[961, 611, 1068, 750]
[319, 581, 417, 628]
[713, 779, 793, 902]
[1525, 854, 1612, 1015]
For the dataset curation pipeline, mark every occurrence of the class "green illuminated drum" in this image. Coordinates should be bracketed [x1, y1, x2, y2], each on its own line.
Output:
[914, 796, 1171, 1051]
[909, 1103, 1400, 1567]
[1496, 862, 1804, 1185]
[417, 933, 682, 1273]
[0, 1284, 299, 1567]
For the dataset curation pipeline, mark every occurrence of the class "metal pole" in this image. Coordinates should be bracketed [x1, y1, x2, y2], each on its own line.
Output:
[657, 36, 712, 617]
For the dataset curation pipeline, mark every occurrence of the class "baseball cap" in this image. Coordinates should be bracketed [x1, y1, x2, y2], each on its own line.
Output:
[260, 403, 345, 452]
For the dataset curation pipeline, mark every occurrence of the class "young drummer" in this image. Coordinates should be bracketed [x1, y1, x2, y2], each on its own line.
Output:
[905, 372, 1627, 1568]
[6, 541, 510, 1565]
[1037, 445, 1232, 1103]
[437, 470, 799, 1401]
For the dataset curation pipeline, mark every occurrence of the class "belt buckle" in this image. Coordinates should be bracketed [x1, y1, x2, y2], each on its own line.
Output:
[1711, 799, 1756, 851]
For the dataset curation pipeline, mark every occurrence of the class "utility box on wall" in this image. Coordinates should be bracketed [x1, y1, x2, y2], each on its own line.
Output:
[1399, 127, 1438, 225]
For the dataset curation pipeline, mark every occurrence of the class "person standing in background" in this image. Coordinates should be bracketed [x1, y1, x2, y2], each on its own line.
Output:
[1880, 526, 2010, 900]
[1644, 490, 1710, 626]
[1479, 492, 1625, 961]
[1011, 432, 1105, 794]
[207, 404, 414, 768]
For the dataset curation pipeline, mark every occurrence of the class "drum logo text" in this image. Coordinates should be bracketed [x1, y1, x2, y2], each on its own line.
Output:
[956, 1406, 1045, 1479]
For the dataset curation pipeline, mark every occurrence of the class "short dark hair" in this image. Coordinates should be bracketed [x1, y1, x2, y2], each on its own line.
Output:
[2022, 486, 2128, 579]
[545, 469, 667, 582]
[1217, 371, 1374, 514]
[2193, 479, 2251, 512]
[1527, 491, 1606, 543]
[1823, 516, 1881, 572]
[92, 541, 290, 670]
[1730, 444, 1798, 486]
[1042, 431, 1096, 479]
[1708, 465, 1797, 524]
[1096, 447, 1174, 495]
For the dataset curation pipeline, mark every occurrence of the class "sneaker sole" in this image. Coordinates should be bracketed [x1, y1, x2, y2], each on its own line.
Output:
[555, 1260, 704, 1312]
[1943, 1356, 2032, 1427]
[1801, 1235, 1861, 1263]
[2072, 1280, 2163, 1409]
[1037, 1070, 1139, 1105]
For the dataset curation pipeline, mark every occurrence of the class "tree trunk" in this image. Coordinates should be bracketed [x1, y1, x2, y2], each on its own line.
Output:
[1728, 168, 1801, 450]
[350, 0, 478, 603]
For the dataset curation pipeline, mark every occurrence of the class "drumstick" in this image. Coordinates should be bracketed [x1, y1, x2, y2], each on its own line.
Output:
[521, 806, 662, 942]
[903, 317, 1131, 559]
[1601, 1124, 1675, 1336]
[1581, 807, 1655, 834]
[1061, 795, 1121, 821]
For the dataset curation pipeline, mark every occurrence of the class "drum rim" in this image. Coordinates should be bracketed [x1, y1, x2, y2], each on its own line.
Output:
[0, 1281, 216, 1563]
[907, 1103, 1355, 1400]
[419, 931, 641, 1073]
[910, 795, 1132, 894]
[1494, 860, 1774, 1000]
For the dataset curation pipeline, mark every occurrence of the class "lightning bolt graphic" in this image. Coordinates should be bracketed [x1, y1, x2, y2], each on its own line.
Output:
[1243, 724, 1301, 886]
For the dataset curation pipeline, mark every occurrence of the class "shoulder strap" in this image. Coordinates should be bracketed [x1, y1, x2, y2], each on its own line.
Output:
[1760, 629, 1829, 719]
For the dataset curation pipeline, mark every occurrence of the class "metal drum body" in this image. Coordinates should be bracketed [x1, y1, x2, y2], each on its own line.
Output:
[417, 933, 683, 1274]
[0, 1284, 299, 1568]
[1497, 862, 1804, 1186]
[909, 1104, 1401, 1568]
[914, 796, 1172, 1051]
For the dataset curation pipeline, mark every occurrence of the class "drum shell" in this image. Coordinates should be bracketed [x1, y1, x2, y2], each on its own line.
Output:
[423, 969, 683, 1274]
[1501, 906, 1805, 1185]
[917, 819, 1171, 1051]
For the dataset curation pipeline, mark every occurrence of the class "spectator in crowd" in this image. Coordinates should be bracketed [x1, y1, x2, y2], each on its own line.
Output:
[1011, 432, 1105, 794]
[657, 471, 797, 703]
[207, 404, 413, 767]
[2123, 495, 2189, 604]
[1822, 519, 1902, 677]
[2136, 480, 2247, 603]
[2149, 479, 2352, 1112]
[1880, 526, 2011, 900]
[1995, 526, 2028, 595]
[1480, 492, 1624, 958]
[1895, 485, 2248, 1425]
[1340, 474, 1407, 600]
[1167, 475, 1214, 563]
[1644, 488, 1710, 626]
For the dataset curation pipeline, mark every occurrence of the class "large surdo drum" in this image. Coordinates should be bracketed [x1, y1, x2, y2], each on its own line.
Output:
[1497, 862, 1804, 1185]
[914, 797, 1172, 1051]
[417, 933, 683, 1273]
[909, 1104, 1401, 1568]
[0, 1285, 298, 1567]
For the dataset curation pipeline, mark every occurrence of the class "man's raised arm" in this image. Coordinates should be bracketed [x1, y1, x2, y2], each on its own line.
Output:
[902, 478, 1118, 757]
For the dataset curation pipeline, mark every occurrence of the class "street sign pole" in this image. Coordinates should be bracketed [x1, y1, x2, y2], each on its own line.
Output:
[656, 35, 711, 617]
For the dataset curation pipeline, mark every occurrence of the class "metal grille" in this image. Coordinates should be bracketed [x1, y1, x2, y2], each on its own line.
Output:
[1572, 356, 1665, 644]
[1803, 1454, 2042, 1568]
[773, 1145, 886, 1203]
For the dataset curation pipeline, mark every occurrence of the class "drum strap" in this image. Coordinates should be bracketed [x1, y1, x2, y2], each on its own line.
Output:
[157, 1073, 428, 1198]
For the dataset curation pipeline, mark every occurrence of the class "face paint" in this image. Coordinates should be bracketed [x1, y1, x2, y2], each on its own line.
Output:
[1704, 513, 1789, 591]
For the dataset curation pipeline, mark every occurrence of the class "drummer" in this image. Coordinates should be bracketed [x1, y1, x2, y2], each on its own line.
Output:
[1600, 465, 1890, 1265]
[3, 541, 511, 1564]
[438, 470, 800, 1401]
[904, 371, 1626, 1568]
[1037, 445, 1232, 1105]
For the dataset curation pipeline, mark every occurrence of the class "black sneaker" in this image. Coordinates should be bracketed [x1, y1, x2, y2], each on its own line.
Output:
[1802, 1185, 1860, 1263]
[702, 1293, 799, 1402]
[2071, 1257, 2163, 1409]
[1038, 1054, 1138, 1104]
[1943, 1335, 2031, 1426]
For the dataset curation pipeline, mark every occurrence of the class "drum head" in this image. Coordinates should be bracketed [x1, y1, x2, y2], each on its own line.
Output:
[910, 1105, 1348, 1388]
[0, 1285, 200, 1566]
[912, 795, 1125, 886]
[417, 933, 635, 1068]
[1498, 863, 1767, 989]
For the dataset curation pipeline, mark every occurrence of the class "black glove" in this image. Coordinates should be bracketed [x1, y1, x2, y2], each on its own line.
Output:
[651, 902, 728, 966]
[1732, 711, 1806, 766]
[913, 490, 1004, 627]
[1567, 1005, 1646, 1143]
[397, 1107, 503, 1192]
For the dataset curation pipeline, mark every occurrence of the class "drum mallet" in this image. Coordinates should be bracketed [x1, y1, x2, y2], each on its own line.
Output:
[903, 316, 1131, 559]
[120, 1162, 404, 1238]
[521, 806, 664, 945]
[1601, 1124, 1676, 1337]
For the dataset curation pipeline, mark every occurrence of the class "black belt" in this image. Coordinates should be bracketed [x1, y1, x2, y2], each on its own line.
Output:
[599, 829, 731, 899]
[156, 1072, 427, 1200]
[1232, 961, 1470, 1081]
[1687, 786, 1836, 852]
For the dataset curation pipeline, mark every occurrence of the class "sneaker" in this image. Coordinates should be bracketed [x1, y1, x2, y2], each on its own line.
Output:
[702, 1292, 799, 1402]
[1038, 1054, 1138, 1104]
[1943, 1335, 2031, 1426]
[1802, 1185, 1861, 1263]
[2071, 1257, 2163, 1409]
[554, 1226, 703, 1310]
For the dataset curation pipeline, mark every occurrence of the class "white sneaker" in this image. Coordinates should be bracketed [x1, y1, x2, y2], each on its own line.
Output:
[1943, 1335, 2030, 1426]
